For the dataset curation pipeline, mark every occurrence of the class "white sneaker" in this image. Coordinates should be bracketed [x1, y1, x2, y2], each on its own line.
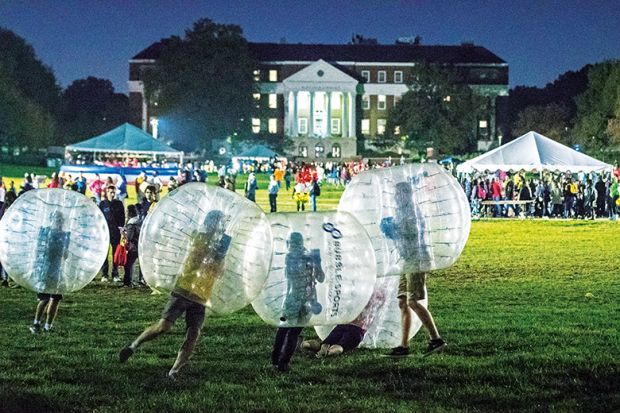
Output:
[101, 277, 109, 283]
[112, 277, 121, 283]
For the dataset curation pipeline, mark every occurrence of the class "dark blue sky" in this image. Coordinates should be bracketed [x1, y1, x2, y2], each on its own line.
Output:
[1, 0, 619, 94]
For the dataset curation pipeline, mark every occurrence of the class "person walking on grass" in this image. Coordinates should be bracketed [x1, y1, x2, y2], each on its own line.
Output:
[119, 210, 231, 380]
[268, 174, 279, 213]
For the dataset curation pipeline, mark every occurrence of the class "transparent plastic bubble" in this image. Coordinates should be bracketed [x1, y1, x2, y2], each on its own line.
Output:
[315, 276, 428, 348]
[251, 212, 376, 327]
[338, 163, 470, 277]
[0, 189, 109, 294]
[138, 183, 272, 315]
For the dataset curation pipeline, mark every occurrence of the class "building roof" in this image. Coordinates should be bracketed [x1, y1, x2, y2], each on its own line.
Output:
[132, 40, 506, 65]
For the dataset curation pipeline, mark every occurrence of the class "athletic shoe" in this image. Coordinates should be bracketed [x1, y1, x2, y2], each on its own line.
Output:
[167, 371, 178, 381]
[424, 339, 446, 356]
[386, 346, 410, 357]
[43, 325, 53, 332]
[101, 277, 109, 283]
[112, 277, 121, 283]
[119, 346, 134, 363]
[29, 324, 41, 334]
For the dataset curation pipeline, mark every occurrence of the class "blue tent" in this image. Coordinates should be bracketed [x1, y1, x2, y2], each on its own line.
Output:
[65, 123, 183, 157]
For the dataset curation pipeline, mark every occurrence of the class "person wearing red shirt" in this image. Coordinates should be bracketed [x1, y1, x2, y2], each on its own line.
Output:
[491, 177, 503, 217]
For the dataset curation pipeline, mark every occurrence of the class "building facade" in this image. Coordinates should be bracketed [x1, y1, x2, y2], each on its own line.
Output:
[129, 40, 508, 159]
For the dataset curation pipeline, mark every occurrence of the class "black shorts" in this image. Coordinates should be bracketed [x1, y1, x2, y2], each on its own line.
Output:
[37, 293, 63, 301]
[161, 292, 206, 329]
[322, 324, 365, 351]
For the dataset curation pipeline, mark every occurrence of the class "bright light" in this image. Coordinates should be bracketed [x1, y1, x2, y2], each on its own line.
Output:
[149, 117, 159, 139]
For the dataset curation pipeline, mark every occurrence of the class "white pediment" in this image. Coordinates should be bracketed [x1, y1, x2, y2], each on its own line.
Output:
[282, 59, 358, 92]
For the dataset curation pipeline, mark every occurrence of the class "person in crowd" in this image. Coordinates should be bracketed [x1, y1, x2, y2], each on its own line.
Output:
[491, 177, 503, 217]
[99, 185, 125, 282]
[244, 173, 258, 202]
[550, 181, 563, 218]
[138, 185, 158, 220]
[609, 176, 619, 220]
[75, 172, 87, 194]
[268, 174, 279, 213]
[292, 181, 309, 212]
[89, 174, 105, 204]
[121, 204, 142, 287]
[594, 175, 607, 217]
[119, 210, 231, 379]
[135, 171, 147, 202]
[168, 176, 179, 192]
[47, 172, 60, 189]
[284, 168, 292, 191]
[310, 178, 320, 212]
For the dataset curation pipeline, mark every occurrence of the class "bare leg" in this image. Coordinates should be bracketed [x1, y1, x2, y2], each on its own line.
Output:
[399, 297, 411, 348]
[169, 326, 201, 376]
[131, 319, 173, 349]
[408, 299, 440, 340]
[34, 299, 49, 324]
[44, 299, 60, 330]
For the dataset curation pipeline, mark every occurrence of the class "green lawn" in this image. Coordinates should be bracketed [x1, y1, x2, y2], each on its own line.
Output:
[1, 219, 618, 412]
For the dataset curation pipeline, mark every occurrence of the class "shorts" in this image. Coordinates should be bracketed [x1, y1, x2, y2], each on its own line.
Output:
[397, 272, 427, 301]
[37, 293, 63, 301]
[161, 292, 206, 329]
[322, 324, 365, 351]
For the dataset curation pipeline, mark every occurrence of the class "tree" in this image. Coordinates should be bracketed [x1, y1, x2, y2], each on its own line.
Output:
[59, 77, 128, 144]
[512, 103, 571, 144]
[385, 64, 485, 154]
[143, 18, 256, 152]
[572, 61, 620, 150]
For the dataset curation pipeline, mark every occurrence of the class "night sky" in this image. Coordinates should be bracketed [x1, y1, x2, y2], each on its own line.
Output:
[1, 0, 619, 94]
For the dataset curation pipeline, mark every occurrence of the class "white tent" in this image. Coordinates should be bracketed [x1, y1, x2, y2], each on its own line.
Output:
[456, 131, 612, 174]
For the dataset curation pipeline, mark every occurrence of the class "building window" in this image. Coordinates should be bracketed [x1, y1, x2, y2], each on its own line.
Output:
[377, 119, 386, 135]
[362, 95, 370, 110]
[253, 93, 261, 101]
[269, 70, 278, 82]
[394, 126, 401, 135]
[315, 143, 324, 158]
[299, 145, 308, 157]
[252, 118, 261, 134]
[298, 118, 308, 134]
[332, 144, 341, 158]
[269, 94, 277, 109]
[253, 70, 260, 81]
[361, 119, 370, 135]
[394, 71, 403, 83]
[361, 70, 370, 82]
[378, 70, 386, 83]
[479, 120, 488, 128]
[268, 118, 277, 134]
[331, 118, 341, 135]
[378, 95, 386, 110]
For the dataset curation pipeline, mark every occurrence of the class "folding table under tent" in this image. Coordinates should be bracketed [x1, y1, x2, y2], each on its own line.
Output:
[456, 131, 612, 174]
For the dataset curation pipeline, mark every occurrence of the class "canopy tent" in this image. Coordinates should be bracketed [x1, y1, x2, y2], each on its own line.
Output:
[456, 131, 612, 174]
[65, 123, 183, 160]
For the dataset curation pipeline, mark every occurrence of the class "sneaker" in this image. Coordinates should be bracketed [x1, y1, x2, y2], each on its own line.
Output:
[424, 339, 446, 356]
[112, 277, 121, 283]
[167, 370, 179, 381]
[43, 325, 53, 332]
[386, 346, 410, 357]
[119, 346, 134, 363]
[101, 277, 109, 283]
[29, 324, 41, 334]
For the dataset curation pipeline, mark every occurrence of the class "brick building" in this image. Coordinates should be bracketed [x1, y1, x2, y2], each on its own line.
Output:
[129, 39, 508, 158]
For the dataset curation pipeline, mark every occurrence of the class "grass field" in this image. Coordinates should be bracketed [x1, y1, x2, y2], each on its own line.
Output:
[0, 165, 619, 411]
[0, 218, 618, 412]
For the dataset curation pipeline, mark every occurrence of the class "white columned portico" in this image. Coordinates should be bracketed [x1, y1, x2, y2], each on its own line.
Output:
[349, 92, 356, 137]
[326, 92, 332, 137]
[292, 91, 298, 136]
[342, 92, 348, 138]
[284, 92, 290, 136]
[309, 92, 314, 137]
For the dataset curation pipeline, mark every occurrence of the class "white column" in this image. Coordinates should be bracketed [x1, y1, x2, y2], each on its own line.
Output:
[309, 92, 314, 137]
[141, 93, 148, 131]
[292, 91, 298, 137]
[342, 92, 348, 138]
[283, 91, 290, 136]
[326, 92, 332, 138]
[349, 92, 356, 137]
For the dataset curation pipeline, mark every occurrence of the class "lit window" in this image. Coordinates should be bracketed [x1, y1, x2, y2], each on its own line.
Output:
[268, 118, 277, 134]
[253, 93, 261, 101]
[378, 95, 386, 110]
[361, 70, 370, 82]
[444, 95, 451, 102]
[362, 95, 370, 110]
[269, 94, 277, 108]
[253, 70, 260, 81]
[394, 126, 401, 135]
[269, 70, 278, 82]
[479, 120, 488, 128]
[378, 71, 386, 83]
[361, 119, 370, 135]
[331, 118, 341, 134]
[252, 118, 261, 134]
[298, 118, 308, 134]
[331, 92, 341, 109]
[377, 119, 386, 135]
[299, 145, 308, 157]
[394, 71, 403, 83]
[315, 144, 324, 158]
[332, 144, 341, 158]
